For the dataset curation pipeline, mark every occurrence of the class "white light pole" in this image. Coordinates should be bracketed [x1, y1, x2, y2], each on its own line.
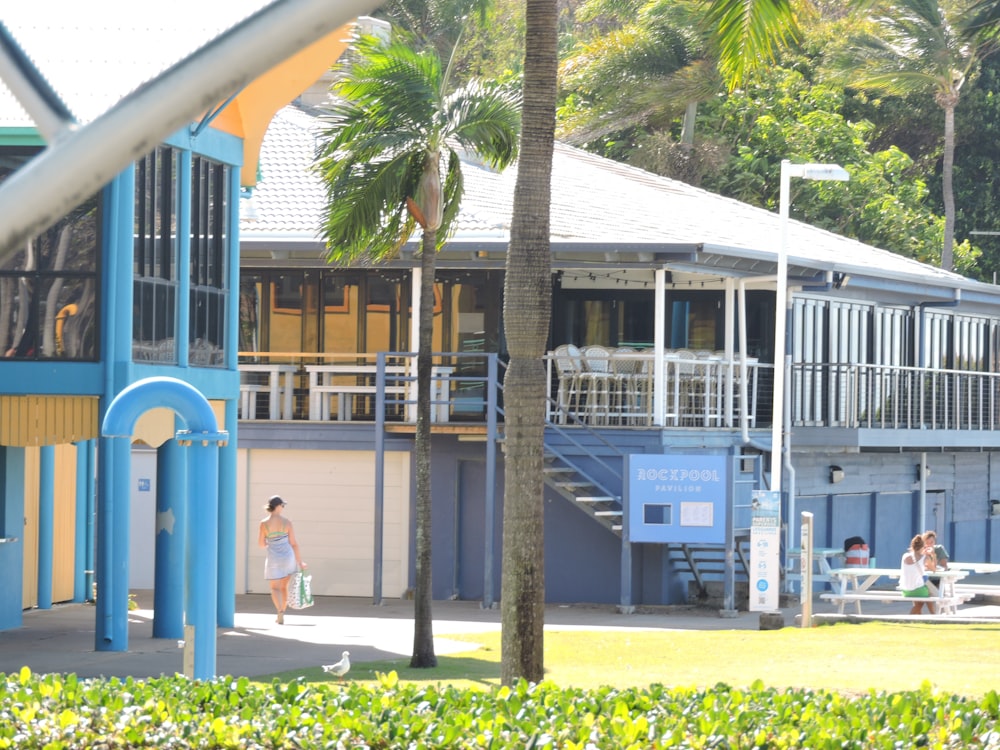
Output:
[772, 161, 849, 496]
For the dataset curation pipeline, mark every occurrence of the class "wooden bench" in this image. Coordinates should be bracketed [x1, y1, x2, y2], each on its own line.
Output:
[820, 590, 972, 615]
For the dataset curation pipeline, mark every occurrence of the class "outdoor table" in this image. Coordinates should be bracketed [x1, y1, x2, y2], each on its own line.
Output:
[825, 566, 969, 615]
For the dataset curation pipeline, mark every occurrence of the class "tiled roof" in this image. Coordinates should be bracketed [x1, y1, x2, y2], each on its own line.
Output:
[0, 3, 268, 127]
[243, 105, 988, 297]
[243, 106, 328, 237]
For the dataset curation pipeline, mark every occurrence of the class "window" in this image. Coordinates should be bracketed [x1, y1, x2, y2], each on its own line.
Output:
[133, 146, 178, 363]
[0, 147, 100, 360]
[189, 156, 228, 366]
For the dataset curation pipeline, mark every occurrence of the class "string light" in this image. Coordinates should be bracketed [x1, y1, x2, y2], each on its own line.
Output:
[556, 270, 728, 289]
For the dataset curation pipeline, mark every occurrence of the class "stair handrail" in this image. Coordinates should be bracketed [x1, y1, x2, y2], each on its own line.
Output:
[496, 359, 624, 505]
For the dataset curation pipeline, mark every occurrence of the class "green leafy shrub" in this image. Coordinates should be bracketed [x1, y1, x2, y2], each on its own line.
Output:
[2, 667, 999, 749]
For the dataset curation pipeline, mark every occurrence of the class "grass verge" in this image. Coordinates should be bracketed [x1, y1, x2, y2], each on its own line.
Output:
[260, 621, 1000, 695]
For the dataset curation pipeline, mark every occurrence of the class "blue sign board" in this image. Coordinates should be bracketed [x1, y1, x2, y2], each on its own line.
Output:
[624, 454, 728, 543]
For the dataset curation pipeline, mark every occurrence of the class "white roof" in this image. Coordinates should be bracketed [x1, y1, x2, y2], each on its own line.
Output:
[243, 106, 996, 300]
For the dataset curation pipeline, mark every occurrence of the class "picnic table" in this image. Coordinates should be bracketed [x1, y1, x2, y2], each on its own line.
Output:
[821, 566, 971, 615]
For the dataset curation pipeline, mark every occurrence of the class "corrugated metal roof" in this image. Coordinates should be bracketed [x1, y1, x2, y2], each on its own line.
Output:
[0, 2, 270, 126]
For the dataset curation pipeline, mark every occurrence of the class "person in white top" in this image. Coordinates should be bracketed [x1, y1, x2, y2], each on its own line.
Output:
[900, 534, 938, 614]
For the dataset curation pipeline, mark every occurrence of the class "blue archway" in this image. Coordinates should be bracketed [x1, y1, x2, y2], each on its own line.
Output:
[102, 376, 227, 679]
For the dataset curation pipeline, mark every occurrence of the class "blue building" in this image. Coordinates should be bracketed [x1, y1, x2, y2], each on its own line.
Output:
[4, 8, 1000, 667]
[236, 102, 1000, 610]
[0, 5, 361, 670]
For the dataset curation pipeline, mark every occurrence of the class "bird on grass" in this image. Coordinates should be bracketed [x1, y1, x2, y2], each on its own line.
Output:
[322, 650, 350, 679]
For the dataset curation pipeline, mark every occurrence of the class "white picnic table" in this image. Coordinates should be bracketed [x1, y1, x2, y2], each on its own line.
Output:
[823, 566, 970, 615]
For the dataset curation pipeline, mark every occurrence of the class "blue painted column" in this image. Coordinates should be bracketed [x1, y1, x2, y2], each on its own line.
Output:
[153, 437, 186, 639]
[37, 445, 55, 609]
[96, 169, 135, 650]
[186, 438, 220, 678]
[0, 447, 26, 630]
[73, 442, 89, 602]
[218, 162, 241, 629]
[217, 403, 237, 627]
[103, 376, 227, 679]
[95, 436, 131, 651]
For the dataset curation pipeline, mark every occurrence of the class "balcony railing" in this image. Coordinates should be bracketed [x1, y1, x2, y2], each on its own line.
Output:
[237, 351, 492, 423]
[790, 362, 1000, 430]
[544, 347, 771, 429]
[238, 351, 999, 433]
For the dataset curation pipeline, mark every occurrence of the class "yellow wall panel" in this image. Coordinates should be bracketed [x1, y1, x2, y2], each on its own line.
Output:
[52, 443, 78, 603]
[0, 396, 98, 447]
[21, 444, 79, 607]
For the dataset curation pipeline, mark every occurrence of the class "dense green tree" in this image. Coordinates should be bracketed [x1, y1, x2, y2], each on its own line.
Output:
[699, 65, 979, 272]
[944, 52, 1000, 280]
[830, 0, 1000, 271]
[314, 36, 520, 668]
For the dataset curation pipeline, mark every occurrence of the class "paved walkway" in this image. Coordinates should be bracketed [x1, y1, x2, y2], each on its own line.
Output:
[2, 591, 998, 680]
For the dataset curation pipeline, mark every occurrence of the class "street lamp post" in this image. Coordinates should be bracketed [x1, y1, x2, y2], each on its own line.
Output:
[772, 160, 849, 496]
[773, 161, 849, 591]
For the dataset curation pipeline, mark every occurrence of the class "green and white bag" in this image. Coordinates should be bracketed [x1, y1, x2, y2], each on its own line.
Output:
[288, 569, 314, 609]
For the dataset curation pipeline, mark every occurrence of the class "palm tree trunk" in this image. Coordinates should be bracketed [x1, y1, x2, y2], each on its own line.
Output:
[941, 102, 956, 272]
[500, 0, 557, 686]
[410, 228, 438, 668]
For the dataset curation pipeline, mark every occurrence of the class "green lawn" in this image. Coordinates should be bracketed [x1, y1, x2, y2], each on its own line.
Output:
[265, 622, 1000, 695]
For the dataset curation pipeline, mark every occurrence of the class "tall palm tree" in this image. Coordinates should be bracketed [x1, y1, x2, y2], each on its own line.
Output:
[833, 0, 999, 271]
[499, 0, 799, 685]
[315, 34, 519, 668]
[499, 0, 557, 687]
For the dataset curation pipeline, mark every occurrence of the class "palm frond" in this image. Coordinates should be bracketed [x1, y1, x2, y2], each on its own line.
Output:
[437, 150, 465, 246]
[317, 149, 422, 263]
[446, 82, 521, 169]
[705, 0, 798, 89]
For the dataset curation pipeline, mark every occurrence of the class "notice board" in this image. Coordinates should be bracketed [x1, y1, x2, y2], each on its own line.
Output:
[624, 454, 728, 543]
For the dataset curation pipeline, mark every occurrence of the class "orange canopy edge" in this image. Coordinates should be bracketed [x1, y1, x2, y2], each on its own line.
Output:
[211, 21, 354, 187]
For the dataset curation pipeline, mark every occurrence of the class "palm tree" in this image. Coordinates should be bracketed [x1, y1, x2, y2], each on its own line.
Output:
[498, 0, 799, 685]
[832, 0, 999, 271]
[315, 34, 519, 668]
[499, 0, 558, 687]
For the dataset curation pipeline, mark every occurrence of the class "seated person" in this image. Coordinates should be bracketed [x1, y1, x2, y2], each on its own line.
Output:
[900, 534, 938, 615]
[923, 530, 949, 589]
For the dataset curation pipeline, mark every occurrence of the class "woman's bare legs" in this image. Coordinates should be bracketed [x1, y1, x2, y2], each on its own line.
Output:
[269, 579, 288, 623]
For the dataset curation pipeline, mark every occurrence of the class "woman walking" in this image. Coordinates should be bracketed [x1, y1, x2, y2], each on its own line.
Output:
[258, 495, 304, 624]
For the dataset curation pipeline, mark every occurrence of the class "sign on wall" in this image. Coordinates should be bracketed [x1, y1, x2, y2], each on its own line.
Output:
[624, 454, 728, 544]
[749, 490, 781, 611]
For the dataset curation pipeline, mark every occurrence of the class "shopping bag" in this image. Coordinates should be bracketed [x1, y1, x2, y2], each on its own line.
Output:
[288, 569, 314, 609]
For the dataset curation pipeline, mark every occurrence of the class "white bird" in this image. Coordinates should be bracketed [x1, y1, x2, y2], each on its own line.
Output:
[322, 650, 350, 679]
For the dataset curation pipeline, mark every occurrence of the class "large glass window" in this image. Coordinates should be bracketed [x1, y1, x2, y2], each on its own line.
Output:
[552, 289, 656, 348]
[0, 147, 99, 361]
[188, 156, 229, 366]
[133, 146, 178, 363]
[240, 270, 409, 355]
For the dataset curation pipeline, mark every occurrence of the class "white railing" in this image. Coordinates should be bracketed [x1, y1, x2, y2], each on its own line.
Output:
[790, 362, 1000, 430]
[237, 351, 488, 423]
[545, 347, 769, 429]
